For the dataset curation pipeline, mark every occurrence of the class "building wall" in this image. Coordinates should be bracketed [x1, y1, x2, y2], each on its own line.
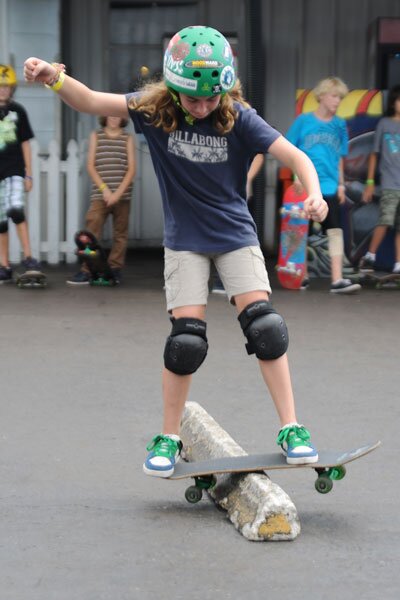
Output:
[2, 0, 60, 152]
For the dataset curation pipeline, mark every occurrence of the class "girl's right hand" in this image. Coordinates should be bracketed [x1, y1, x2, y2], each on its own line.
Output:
[24, 58, 58, 85]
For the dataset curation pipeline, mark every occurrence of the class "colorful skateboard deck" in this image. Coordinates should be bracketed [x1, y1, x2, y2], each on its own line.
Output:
[16, 270, 47, 289]
[169, 441, 381, 502]
[277, 185, 308, 289]
[74, 230, 116, 286]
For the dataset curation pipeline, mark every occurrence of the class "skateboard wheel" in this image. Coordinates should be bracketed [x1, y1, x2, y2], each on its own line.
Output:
[315, 473, 333, 494]
[185, 485, 203, 504]
[329, 465, 346, 481]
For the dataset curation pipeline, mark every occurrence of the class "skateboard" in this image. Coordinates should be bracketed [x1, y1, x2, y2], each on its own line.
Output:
[169, 441, 381, 503]
[16, 270, 47, 289]
[276, 184, 309, 289]
[360, 270, 400, 289]
[74, 230, 116, 286]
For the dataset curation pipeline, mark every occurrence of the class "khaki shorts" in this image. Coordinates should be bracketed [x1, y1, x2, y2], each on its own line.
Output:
[379, 189, 400, 230]
[164, 246, 271, 311]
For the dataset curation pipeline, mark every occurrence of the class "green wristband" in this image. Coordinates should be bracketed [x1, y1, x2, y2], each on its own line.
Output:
[366, 179, 375, 185]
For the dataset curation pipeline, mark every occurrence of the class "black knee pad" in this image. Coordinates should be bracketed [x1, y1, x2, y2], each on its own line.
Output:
[238, 300, 289, 360]
[0, 220, 8, 233]
[164, 317, 208, 375]
[7, 207, 25, 225]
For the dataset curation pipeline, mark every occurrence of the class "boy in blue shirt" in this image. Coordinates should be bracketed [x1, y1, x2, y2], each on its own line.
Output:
[286, 77, 361, 293]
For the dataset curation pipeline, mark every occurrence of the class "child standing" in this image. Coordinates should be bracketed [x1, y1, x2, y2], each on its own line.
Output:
[25, 26, 328, 476]
[0, 64, 41, 282]
[67, 115, 136, 285]
[286, 77, 361, 293]
[360, 85, 400, 274]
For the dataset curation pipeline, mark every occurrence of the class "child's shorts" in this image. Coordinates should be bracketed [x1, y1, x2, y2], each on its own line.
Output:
[0, 176, 25, 222]
[379, 189, 400, 230]
[164, 246, 272, 311]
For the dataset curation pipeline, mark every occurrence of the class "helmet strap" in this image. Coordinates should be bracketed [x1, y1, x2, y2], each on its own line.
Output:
[168, 88, 196, 126]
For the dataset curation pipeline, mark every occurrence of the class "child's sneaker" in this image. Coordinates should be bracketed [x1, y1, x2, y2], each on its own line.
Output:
[21, 256, 41, 272]
[143, 434, 183, 477]
[330, 279, 361, 294]
[300, 277, 310, 290]
[359, 254, 375, 273]
[276, 423, 318, 464]
[392, 262, 400, 274]
[0, 265, 13, 284]
[66, 271, 90, 286]
[211, 276, 226, 295]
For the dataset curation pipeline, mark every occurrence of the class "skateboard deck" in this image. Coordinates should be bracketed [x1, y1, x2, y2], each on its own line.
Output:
[169, 441, 381, 502]
[360, 271, 400, 289]
[276, 184, 309, 289]
[75, 230, 116, 286]
[16, 270, 47, 289]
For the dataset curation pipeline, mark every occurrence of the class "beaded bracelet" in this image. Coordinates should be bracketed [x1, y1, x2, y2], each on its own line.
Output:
[98, 183, 108, 192]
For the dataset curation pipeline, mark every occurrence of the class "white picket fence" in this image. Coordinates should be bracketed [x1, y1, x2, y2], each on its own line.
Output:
[9, 138, 84, 265]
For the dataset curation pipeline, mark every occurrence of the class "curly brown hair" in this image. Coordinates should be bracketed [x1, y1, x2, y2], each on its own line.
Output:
[128, 78, 251, 135]
[98, 115, 129, 128]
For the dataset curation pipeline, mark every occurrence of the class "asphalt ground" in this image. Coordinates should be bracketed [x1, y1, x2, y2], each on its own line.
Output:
[0, 250, 398, 600]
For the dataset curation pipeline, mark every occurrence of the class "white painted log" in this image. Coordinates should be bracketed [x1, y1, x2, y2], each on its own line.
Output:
[180, 401, 300, 541]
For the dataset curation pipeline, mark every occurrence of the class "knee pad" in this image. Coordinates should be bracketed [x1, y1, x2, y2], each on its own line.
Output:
[327, 228, 344, 257]
[0, 220, 8, 233]
[7, 207, 25, 225]
[164, 317, 208, 375]
[238, 300, 289, 360]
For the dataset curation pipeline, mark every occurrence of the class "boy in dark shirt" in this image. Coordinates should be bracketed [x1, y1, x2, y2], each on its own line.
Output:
[0, 64, 41, 283]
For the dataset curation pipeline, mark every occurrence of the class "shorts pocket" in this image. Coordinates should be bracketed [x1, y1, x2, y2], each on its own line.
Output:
[164, 253, 180, 303]
[249, 246, 268, 283]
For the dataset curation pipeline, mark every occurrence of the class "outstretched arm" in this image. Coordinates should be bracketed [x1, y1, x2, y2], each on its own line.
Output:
[24, 58, 128, 119]
[268, 135, 328, 222]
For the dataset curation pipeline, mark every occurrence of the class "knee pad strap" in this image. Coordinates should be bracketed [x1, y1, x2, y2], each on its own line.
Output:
[238, 300, 289, 360]
[164, 317, 208, 375]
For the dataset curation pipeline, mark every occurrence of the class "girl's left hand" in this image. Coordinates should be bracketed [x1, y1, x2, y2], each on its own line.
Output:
[304, 194, 328, 222]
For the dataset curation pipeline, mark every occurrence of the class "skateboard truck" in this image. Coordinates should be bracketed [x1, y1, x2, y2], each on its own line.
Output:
[185, 475, 217, 504]
[276, 261, 302, 277]
[314, 465, 346, 494]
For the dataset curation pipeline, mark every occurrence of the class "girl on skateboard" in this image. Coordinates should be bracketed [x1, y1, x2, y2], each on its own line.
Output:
[24, 26, 328, 476]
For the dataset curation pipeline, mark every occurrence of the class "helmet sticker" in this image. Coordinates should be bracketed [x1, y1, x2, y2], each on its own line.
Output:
[212, 84, 223, 94]
[171, 42, 190, 61]
[165, 69, 198, 91]
[196, 44, 213, 58]
[166, 54, 184, 75]
[168, 33, 181, 49]
[185, 60, 223, 69]
[222, 43, 233, 61]
[220, 65, 235, 91]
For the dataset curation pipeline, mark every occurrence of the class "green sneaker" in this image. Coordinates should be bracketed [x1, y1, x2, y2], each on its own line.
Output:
[143, 434, 183, 478]
[276, 423, 318, 464]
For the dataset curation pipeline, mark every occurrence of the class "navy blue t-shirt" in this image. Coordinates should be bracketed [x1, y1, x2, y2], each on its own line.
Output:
[127, 94, 281, 253]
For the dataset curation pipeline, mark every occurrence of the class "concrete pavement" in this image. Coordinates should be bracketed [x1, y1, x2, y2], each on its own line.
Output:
[0, 251, 398, 599]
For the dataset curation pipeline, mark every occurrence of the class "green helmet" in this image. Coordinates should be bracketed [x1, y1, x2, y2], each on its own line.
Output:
[163, 26, 236, 97]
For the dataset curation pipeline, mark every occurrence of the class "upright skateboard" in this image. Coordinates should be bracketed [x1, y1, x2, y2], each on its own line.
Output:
[276, 184, 308, 289]
[74, 230, 116, 286]
[169, 441, 381, 503]
[16, 270, 47, 289]
[360, 270, 400, 289]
